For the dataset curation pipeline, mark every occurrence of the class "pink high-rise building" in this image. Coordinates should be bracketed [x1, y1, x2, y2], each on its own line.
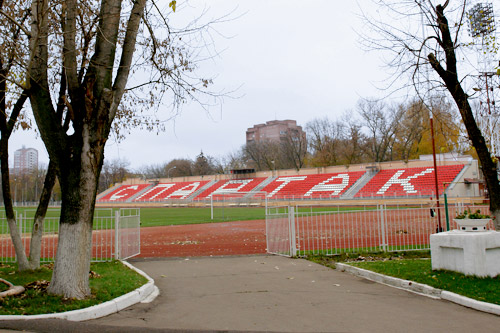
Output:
[246, 120, 305, 144]
[13, 146, 38, 174]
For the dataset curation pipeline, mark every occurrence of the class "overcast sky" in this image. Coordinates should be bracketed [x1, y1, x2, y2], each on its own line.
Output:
[11, 0, 390, 170]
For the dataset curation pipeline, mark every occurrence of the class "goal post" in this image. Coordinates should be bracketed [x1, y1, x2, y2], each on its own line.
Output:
[209, 191, 268, 221]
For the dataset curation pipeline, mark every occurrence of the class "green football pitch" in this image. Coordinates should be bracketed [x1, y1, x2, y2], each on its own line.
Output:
[1, 205, 386, 229]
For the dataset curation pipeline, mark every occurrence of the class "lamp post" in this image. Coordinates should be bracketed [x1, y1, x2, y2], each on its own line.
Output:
[430, 115, 442, 232]
[271, 160, 275, 177]
[14, 177, 17, 206]
[167, 166, 177, 178]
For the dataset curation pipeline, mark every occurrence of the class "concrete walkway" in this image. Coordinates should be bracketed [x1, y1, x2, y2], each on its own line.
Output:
[92, 255, 500, 332]
[1, 255, 500, 332]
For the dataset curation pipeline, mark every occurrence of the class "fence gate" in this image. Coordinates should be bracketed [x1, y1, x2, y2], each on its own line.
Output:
[265, 206, 293, 256]
[115, 208, 141, 260]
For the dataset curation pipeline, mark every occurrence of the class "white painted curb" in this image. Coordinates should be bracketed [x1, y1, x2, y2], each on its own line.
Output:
[336, 262, 500, 316]
[0, 260, 159, 321]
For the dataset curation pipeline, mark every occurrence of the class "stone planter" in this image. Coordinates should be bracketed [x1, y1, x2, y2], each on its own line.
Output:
[454, 218, 490, 232]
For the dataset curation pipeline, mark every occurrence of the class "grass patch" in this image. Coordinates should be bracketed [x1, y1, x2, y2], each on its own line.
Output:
[309, 251, 500, 306]
[0, 261, 148, 315]
[308, 250, 430, 267]
[139, 207, 266, 227]
[298, 245, 429, 257]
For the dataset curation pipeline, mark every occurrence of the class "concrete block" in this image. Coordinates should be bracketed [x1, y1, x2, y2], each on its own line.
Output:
[430, 230, 500, 277]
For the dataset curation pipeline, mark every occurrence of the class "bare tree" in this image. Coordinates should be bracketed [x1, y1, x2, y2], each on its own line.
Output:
[165, 159, 194, 177]
[357, 99, 403, 162]
[244, 140, 280, 171]
[279, 128, 307, 171]
[393, 100, 427, 161]
[362, 1, 500, 228]
[0, 0, 58, 271]
[192, 151, 214, 176]
[16, 0, 226, 298]
[339, 113, 368, 165]
[306, 117, 345, 167]
[98, 159, 130, 192]
[218, 149, 247, 172]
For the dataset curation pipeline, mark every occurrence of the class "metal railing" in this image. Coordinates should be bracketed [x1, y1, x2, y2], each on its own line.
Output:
[0, 208, 140, 263]
[266, 204, 495, 257]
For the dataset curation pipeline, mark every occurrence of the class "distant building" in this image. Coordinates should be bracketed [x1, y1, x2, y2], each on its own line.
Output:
[246, 120, 306, 144]
[13, 146, 38, 174]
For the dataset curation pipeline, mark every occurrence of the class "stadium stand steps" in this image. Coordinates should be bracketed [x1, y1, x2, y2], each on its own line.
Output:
[186, 180, 217, 200]
[127, 184, 156, 202]
[341, 170, 375, 199]
[447, 162, 471, 192]
[96, 183, 121, 201]
[244, 176, 276, 198]
[195, 178, 268, 199]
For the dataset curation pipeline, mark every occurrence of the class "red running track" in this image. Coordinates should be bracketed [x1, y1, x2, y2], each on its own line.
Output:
[138, 220, 267, 258]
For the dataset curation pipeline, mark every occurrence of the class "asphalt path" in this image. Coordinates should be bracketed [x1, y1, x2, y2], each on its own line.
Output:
[1, 255, 500, 332]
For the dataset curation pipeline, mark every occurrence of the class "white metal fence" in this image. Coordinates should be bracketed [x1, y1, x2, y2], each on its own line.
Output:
[115, 208, 141, 260]
[0, 208, 140, 263]
[266, 204, 495, 257]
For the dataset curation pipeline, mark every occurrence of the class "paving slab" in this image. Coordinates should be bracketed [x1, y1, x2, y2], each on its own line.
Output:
[90, 255, 500, 332]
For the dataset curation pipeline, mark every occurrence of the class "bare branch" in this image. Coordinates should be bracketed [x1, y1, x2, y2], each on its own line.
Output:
[0, 9, 30, 37]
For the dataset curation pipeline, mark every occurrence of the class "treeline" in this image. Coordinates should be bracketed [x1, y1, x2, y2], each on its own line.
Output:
[98, 97, 469, 193]
[239, 98, 465, 170]
[98, 151, 223, 192]
[0, 165, 62, 204]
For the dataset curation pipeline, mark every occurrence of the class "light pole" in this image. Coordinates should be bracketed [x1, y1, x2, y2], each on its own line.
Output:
[14, 178, 17, 206]
[167, 166, 177, 178]
[271, 160, 275, 177]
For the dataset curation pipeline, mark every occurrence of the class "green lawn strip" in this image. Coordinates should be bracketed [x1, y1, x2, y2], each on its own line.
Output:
[138, 207, 266, 227]
[0, 261, 147, 315]
[310, 254, 500, 306]
[308, 250, 430, 265]
[298, 245, 430, 257]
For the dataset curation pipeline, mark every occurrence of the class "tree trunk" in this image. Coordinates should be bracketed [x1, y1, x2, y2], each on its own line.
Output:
[47, 184, 96, 298]
[0, 138, 30, 271]
[28, 161, 57, 269]
[47, 216, 93, 299]
[47, 128, 101, 299]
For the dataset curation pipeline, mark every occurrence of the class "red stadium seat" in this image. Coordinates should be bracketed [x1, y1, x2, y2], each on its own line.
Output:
[355, 165, 465, 198]
[133, 181, 210, 202]
[98, 184, 150, 202]
[195, 178, 268, 199]
[260, 172, 365, 199]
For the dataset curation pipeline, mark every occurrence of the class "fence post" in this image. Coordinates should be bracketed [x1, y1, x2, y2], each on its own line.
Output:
[19, 214, 24, 254]
[114, 210, 120, 260]
[444, 193, 450, 231]
[19, 214, 23, 235]
[288, 206, 297, 257]
[265, 205, 269, 255]
[378, 205, 387, 252]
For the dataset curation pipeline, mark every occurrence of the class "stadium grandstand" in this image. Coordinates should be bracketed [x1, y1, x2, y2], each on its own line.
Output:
[96, 154, 484, 206]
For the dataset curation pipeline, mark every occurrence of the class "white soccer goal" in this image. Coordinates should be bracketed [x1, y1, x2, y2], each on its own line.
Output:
[208, 191, 268, 221]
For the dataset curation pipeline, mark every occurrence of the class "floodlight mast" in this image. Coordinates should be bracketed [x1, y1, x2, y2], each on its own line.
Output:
[468, 1, 500, 158]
